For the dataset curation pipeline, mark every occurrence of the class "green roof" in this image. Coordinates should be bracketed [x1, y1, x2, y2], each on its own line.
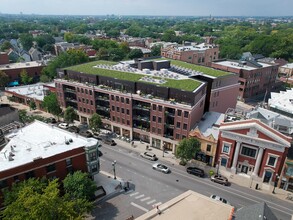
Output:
[155, 58, 230, 77]
[66, 61, 202, 92]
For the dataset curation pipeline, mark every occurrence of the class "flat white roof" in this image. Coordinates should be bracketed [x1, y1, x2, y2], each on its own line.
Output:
[177, 43, 216, 52]
[0, 120, 97, 172]
[197, 111, 225, 139]
[281, 63, 293, 69]
[215, 60, 271, 70]
[268, 89, 293, 114]
[5, 82, 55, 101]
[0, 61, 44, 71]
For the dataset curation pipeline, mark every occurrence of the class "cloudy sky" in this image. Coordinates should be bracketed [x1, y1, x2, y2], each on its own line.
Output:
[1, 0, 292, 16]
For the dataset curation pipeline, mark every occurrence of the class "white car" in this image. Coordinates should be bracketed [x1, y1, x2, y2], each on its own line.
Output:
[210, 195, 231, 205]
[58, 123, 69, 129]
[152, 163, 170, 174]
[140, 152, 158, 161]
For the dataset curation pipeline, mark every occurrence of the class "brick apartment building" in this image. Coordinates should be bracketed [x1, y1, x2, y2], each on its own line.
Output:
[212, 58, 279, 100]
[55, 59, 239, 153]
[0, 120, 100, 205]
[161, 43, 219, 67]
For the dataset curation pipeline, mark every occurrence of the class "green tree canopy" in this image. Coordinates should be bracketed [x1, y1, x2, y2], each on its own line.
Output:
[40, 74, 50, 83]
[0, 41, 12, 51]
[128, 48, 143, 59]
[64, 106, 78, 123]
[20, 69, 33, 85]
[89, 113, 102, 132]
[19, 33, 34, 50]
[35, 34, 55, 49]
[151, 45, 162, 56]
[42, 93, 62, 117]
[63, 171, 97, 201]
[0, 70, 9, 87]
[29, 100, 36, 110]
[175, 137, 201, 163]
[1, 178, 92, 220]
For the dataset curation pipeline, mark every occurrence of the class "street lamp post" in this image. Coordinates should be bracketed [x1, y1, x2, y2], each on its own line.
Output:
[272, 174, 279, 194]
[112, 160, 117, 179]
[162, 143, 165, 157]
[216, 159, 220, 175]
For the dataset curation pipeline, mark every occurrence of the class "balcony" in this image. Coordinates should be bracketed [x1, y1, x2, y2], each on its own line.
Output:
[65, 88, 76, 94]
[65, 97, 77, 103]
[133, 104, 150, 111]
[96, 106, 110, 112]
[96, 95, 109, 101]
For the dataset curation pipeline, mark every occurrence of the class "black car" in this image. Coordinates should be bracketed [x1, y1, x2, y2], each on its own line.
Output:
[79, 130, 93, 138]
[104, 138, 116, 146]
[68, 126, 80, 133]
[46, 117, 57, 124]
[186, 167, 205, 177]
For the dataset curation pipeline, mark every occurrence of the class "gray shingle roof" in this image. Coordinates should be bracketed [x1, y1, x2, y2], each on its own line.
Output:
[235, 202, 277, 220]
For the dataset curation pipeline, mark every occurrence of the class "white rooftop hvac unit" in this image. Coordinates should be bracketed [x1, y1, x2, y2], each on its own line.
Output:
[143, 69, 151, 74]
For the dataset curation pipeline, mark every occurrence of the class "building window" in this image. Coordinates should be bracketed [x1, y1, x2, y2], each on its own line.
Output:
[112, 116, 115, 121]
[183, 123, 187, 130]
[127, 120, 130, 125]
[89, 152, 97, 161]
[158, 105, 162, 112]
[153, 105, 157, 110]
[127, 109, 130, 115]
[83, 108, 86, 113]
[126, 98, 129, 104]
[89, 90, 92, 95]
[25, 171, 35, 179]
[87, 109, 90, 113]
[81, 88, 84, 93]
[152, 127, 156, 133]
[153, 116, 156, 122]
[77, 88, 80, 92]
[111, 95, 114, 100]
[121, 97, 124, 102]
[184, 111, 189, 118]
[207, 144, 211, 152]
[117, 117, 120, 123]
[158, 128, 161, 134]
[116, 107, 120, 112]
[122, 118, 125, 124]
[221, 158, 227, 167]
[66, 158, 72, 166]
[158, 117, 162, 123]
[85, 89, 88, 94]
[91, 164, 98, 173]
[267, 156, 277, 167]
[82, 98, 85, 103]
[222, 143, 230, 154]
[177, 110, 182, 116]
[116, 96, 119, 101]
[86, 99, 89, 104]
[0, 180, 8, 189]
[176, 133, 180, 139]
[90, 100, 93, 105]
[241, 146, 257, 158]
[112, 106, 115, 111]
[46, 164, 56, 173]
[176, 122, 180, 128]
[121, 108, 124, 114]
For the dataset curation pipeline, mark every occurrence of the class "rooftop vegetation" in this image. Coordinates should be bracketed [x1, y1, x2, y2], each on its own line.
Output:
[66, 61, 202, 92]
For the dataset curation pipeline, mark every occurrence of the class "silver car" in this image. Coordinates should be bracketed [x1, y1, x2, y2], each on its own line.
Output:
[140, 152, 158, 161]
[152, 163, 170, 174]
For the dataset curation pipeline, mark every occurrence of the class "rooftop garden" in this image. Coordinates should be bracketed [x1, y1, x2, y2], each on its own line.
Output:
[66, 61, 202, 92]
[155, 58, 230, 77]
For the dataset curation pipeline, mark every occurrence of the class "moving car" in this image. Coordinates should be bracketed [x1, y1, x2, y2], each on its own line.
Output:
[210, 195, 231, 205]
[140, 152, 158, 161]
[186, 167, 205, 177]
[68, 126, 80, 133]
[152, 163, 170, 174]
[58, 123, 69, 129]
[210, 174, 229, 186]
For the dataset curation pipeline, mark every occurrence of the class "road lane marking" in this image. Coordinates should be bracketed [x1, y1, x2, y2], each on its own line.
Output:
[131, 202, 148, 212]
[141, 197, 150, 202]
[147, 200, 156, 205]
[135, 194, 145, 199]
[130, 192, 139, 197]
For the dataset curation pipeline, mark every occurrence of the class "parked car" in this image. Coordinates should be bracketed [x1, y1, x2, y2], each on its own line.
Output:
[58, 123, 69, 129]
[210, 195, 231, 205]
[79, 130, 93, 138]
[104, 138, 116, 146]
[152, 163, 170, 174]
[68, 126, 80, 133]
[46, 117, 57, 124]
[186, 167, 204, 177]
[210, 174, 229, 186]
[140, 152, 158, 161]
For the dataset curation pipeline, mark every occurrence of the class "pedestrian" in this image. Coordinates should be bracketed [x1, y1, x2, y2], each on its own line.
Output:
[156, 205, 161, 215]
[146, 145, 149, 150]
[131, 141, 134, 147]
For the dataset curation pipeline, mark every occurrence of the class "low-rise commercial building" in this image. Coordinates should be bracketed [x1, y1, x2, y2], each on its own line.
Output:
[268, 89, 293, 118]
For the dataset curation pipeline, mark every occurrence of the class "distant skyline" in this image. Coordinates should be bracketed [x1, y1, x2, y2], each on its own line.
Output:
[1, 0, 293, 17]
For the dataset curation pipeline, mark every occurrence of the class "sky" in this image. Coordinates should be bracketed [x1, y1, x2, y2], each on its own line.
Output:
[1, 0, 293, 17]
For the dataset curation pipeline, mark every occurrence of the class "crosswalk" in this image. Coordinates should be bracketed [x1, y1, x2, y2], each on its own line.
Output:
[128, 191, 162, 212]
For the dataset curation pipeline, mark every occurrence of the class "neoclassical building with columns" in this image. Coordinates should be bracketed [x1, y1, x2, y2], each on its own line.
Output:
[216, 119, 292, 185]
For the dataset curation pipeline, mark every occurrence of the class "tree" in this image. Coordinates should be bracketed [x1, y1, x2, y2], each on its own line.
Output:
[64, 106, 77, 123]
[1, 178, 92, 220]
[175, 137, 201, 164]
[29, 100, 36, 110]
[42, 93, 62, 117]
[0, 41, 12, 51]
[151, 45, 162, 57]
[63, 171, 97, 201]
[128, 49, 144, 59]
[19, 33, 34, 50]
[0, 70, 9, 87]
[20, 69, 33, 85]
[108, 48, 126, 61]
[89, 113, 102, 132]
[40, 74, 50, 83]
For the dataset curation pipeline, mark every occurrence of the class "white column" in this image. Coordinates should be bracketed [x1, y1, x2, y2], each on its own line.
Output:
[253, 147, 264, 177]
[231, 142, 241, 174]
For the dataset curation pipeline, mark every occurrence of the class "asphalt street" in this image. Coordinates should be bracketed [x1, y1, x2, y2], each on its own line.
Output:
[95, 144, 293, 220]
